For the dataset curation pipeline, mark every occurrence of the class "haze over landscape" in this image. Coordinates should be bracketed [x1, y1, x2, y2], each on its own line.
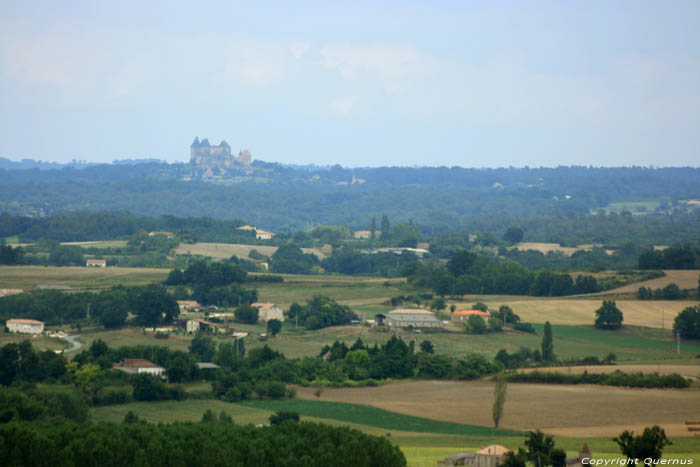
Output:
[1, 3, 700, 467]
[1, 1, 699, 167]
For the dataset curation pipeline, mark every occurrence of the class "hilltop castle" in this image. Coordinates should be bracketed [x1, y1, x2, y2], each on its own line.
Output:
[190, 137, 252, 169]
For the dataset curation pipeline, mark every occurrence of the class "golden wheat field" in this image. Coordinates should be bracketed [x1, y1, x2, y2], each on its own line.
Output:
[599, 270, 699, 294]
[173, 242, 325, 260]
[451, 297, 696, 328]
[296, 379, 700, 437]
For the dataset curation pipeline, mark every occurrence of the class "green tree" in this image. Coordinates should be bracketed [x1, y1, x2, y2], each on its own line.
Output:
[466, 315, 487, 334]
[502, 227, 524, 245]
[133, 284, 179, 325]
[525, 430, 556, 467]
[380, 215, 390, 241]
[69, 362, 104, 399]
[267, 319, 282, 337]
[541, 321, 554, 362]
[673, 305, 700, 339]
[370, 216, 377, 239]
[614, 425, 671, 463]
[500, 449, 528, 467]
[492, 371, 507, 428]
[234, 304, 259, 324]
[595, 300, 623, 329]
[269, 410, 300, 425]
[189, 333, 217, 362]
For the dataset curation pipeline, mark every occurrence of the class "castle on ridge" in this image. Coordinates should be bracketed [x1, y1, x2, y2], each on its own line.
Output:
[190, 137, 252, 169]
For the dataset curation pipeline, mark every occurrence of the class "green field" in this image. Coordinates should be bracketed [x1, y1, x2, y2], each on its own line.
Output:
[602, 200, 661, 215]
[242, 399, 520, 436]
[89, 398, 700, 467]
[256, 274, 401, 308]
[0, 265, 170, 290]
[61, 240, 129, 249]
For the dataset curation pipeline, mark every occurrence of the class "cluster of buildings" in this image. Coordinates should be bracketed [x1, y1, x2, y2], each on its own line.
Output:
[438, 444, 593, 467]
[236, 225, 275, 240]
[372, 307, 490, 329]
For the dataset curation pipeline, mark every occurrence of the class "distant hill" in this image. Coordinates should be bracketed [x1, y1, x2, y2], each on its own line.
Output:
[1, 160, 699, 241]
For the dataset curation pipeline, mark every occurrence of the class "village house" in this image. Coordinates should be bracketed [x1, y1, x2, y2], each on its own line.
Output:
[148, 231, 174, 238]
[255, 230, 275, 240]
[113, 358, 165, 377]
[438, 445, 510, 467]
[6, 318, 45, 334]
[354, 230, 373, 239]
[85, 259, 107, 267]
[176, 300, 202, 314]
[185, 318, 221, 333]
[252, 302, 285, 322]
[565, 443, 592, 467]
[385, 309, 442, 328]
[451, 310, 490, 324]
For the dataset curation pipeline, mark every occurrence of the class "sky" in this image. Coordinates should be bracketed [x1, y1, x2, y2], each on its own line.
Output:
[1, 1, 699, 167]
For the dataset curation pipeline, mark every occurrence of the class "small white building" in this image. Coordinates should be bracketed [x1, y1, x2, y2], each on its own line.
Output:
[186, 318, 220, 333]
[6, 318, 45, 334]
[113, 358, 165, 377]
[252, 302, 285, 322]
[86, 259, 107, 267]
[176, 300, 202, 314]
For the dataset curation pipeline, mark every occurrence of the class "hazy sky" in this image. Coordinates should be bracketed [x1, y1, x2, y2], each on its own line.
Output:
[1, 1, 699, 167]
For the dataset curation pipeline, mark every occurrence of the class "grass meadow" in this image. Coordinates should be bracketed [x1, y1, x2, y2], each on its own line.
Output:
[0, 265, 169, 290]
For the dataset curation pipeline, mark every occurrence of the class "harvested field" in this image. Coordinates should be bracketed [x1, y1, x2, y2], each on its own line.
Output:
[509, 242, 613, 256]
[173, 242, 325, 260]
[598, 270, 699, 295]
[518, 364, 700, 378]
[295, 379, 700, 437]
[0, 266, 169, 290]
[455, 297, 697, 328]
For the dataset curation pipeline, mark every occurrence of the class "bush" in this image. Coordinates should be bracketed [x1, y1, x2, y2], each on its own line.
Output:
[513, 322, 536, 333]
[269, 410, 300, 425]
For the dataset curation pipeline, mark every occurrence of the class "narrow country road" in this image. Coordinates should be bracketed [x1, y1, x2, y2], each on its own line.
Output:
[63, 335, 82, 353]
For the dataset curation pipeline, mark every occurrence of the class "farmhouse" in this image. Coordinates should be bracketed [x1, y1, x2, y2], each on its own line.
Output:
[176, 300, 202, 314]
[86, 259, 107, 267]
[565, 443, 592, 467]
[148, 231, 174, 238]
[255, 230, 275, 240]
[354, 230, 373, 239]
[438, 445, 510, 467]
[385, 309, 441, 328]
[452, 310, 490, 323]
[6, 318, 45, 334]
[185, 318, 221, 333]
[113, 358, 165, 377]
[252, 302, 284, 322]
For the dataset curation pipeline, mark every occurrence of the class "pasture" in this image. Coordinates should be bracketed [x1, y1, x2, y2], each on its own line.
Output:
[0, 265, 169, 290]
[61, 240, 129, 249]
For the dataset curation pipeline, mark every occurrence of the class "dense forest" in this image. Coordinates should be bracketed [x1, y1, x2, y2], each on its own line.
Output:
[2, 163, 700, 238]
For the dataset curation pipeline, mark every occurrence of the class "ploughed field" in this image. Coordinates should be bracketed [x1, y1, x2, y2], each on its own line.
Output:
[294, 379, 700, 437]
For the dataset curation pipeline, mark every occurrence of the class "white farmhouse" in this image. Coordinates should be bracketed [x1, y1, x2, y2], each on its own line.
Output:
[252, 302, 285, 322]
[6, 318, 45, 334]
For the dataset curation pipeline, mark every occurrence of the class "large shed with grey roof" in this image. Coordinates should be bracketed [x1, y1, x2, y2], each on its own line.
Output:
[385, 309, 442, 328]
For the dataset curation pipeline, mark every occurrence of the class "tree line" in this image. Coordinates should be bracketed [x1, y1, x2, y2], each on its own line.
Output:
[0, 418, 406, 467]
